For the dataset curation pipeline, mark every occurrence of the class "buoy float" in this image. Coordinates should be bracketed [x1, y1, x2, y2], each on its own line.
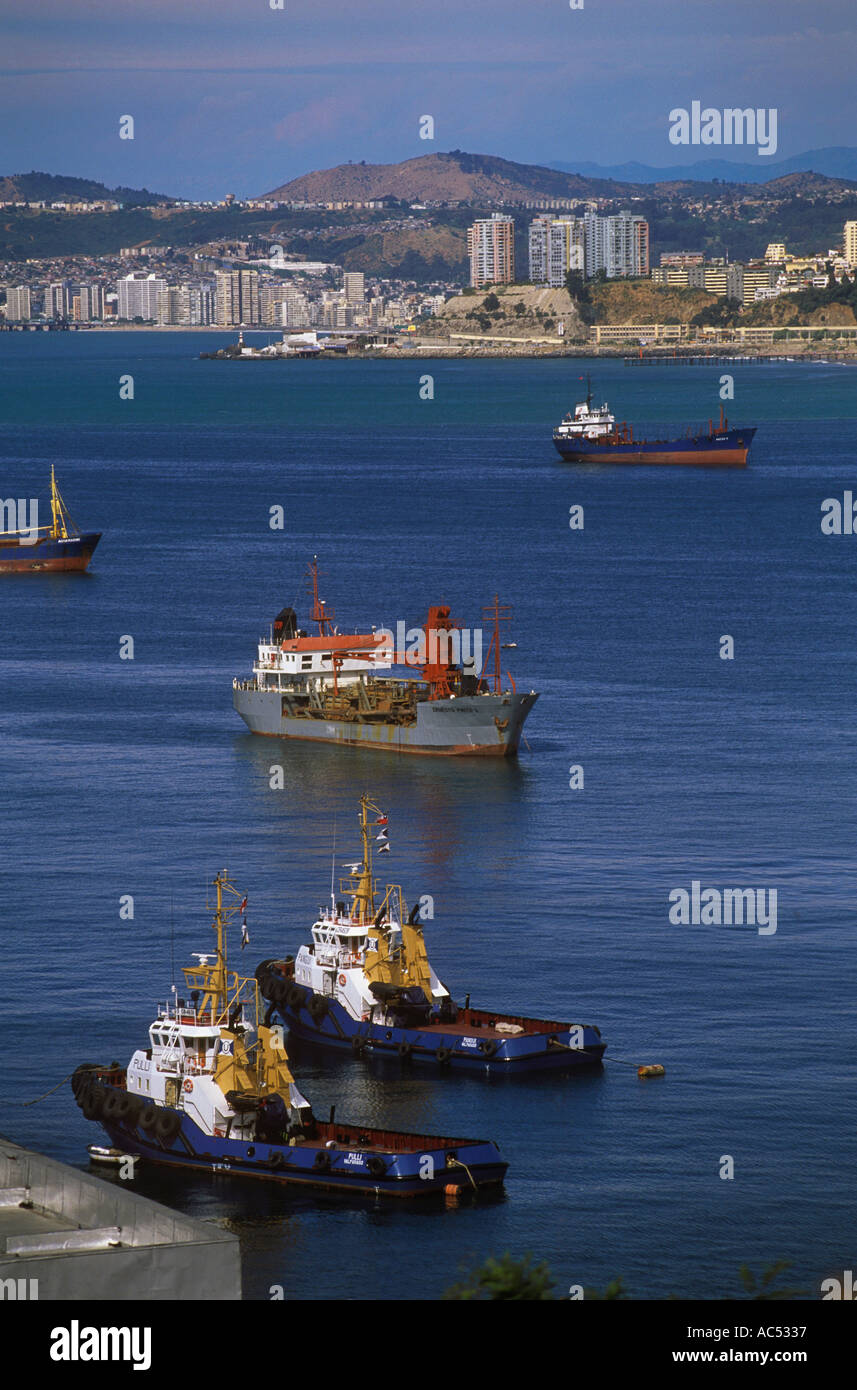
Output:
[637, 1064, 665, 1078]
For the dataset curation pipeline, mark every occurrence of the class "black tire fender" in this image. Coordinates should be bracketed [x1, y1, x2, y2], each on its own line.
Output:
[308, 994, 328, 1022]
[82, 1086, 105, 1121]
[138, 1104, 158, 1134]
[154, 1109, 181, 1145]
[102, 1088, 124, 1119]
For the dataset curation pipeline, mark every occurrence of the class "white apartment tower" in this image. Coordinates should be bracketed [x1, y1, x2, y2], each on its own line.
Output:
[5, 286, 31, 321]
[529, 217, 585, 286]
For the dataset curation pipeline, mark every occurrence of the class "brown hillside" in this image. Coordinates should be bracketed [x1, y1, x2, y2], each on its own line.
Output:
[590, 280, 717, 324]
[432, 284, 586, 341]
[262, 151, 633, 204]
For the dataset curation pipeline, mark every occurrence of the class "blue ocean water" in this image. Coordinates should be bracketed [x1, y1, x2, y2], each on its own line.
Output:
[0, 331, 855, 1300]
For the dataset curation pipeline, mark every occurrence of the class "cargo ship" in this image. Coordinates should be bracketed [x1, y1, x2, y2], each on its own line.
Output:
[257, 795, 606, 1074]
[71, 871, 507, 1199]
[232, 559, 538, 756]
[553, 378, 755, 466]
[0, 467, 101, 572]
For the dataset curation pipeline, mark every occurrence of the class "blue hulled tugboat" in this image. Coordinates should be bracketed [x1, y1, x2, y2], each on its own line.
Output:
[71, 871, 507, 1198]
[256, 797, 606, 1073]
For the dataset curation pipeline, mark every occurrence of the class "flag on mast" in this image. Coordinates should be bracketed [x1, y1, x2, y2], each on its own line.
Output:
[241, 917, 250, 949]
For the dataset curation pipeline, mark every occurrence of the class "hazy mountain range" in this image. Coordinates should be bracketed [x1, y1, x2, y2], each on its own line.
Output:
[4, 149, 857, 210]
[548, 147, 857, 185]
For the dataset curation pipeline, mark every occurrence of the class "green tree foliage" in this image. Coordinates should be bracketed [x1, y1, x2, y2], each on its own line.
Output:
[691, 295, 742, 327]
[738, 1261, 807, 1301]
[443, 1255, 808, 1301]
[482, 292, 500, 311]
[566, 269, 595, 325]
[443, 1252, 556, 1301]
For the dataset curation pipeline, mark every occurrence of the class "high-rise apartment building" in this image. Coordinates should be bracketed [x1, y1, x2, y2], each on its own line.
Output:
[845, 221, 857, 268]
[343, 272, 365, 305]
[467, 214, 515, 288]
[156, 283, 213, 326]
[5, 286, 31, 320]
[280, 290, 311, 328]
[179, 283, 213, 326]
[528, 217, 585, 286]
[118, 273, 166, 320]
[76, 284, 103, 320]
[157, 286, 182, 325]
[583, 212, 649, 279]
[48, 282, 73, 319]
[214, 269, 261, 325]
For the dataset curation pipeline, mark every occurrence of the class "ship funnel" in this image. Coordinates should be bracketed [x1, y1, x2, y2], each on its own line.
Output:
[273, 607, 298, 641]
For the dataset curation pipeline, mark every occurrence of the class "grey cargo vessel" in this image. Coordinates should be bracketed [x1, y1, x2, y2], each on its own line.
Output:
[232, 560, 538, 758]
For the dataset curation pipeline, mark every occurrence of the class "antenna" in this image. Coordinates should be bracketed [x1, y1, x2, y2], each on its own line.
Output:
[330, 812, 337, 911]
[169, 893, 175, 993]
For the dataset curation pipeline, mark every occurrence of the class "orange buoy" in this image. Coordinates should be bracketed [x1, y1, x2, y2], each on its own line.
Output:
[637, 1064, 665, 1078]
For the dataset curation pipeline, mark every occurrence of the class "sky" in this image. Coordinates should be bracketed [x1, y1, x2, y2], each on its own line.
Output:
[1, 0, 856, 198]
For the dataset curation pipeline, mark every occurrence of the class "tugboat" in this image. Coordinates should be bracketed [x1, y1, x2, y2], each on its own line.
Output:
[71, 871, 507, 1198]
[232, 558, 538, 756]
[257, 796, 606, 1073]
[0, 467, 101, 572]
[553, 376, 755, 466]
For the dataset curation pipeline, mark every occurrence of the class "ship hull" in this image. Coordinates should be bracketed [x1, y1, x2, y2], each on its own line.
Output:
[233, 687, 538, 756]
[0, 531, 101, 573]
[269, 986, 606, 1074]
[553, 427, 755, 467]
[89, 1103, 506, 1197]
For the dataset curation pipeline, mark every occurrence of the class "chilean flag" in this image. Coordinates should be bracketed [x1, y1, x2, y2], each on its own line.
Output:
[374, 816, 388, 826]
[238, 896, 248, 912]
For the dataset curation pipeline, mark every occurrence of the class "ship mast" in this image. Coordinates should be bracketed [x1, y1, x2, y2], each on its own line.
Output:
[347, 793, 383, 923]
[480, 595, 513, 695]
[184, 869, 247, 1023]
[308, 555, 335, 636]
[48, 467, 79, 541]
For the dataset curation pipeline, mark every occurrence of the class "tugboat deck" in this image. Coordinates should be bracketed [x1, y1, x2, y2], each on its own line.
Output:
[413, 1009, 575, 1040]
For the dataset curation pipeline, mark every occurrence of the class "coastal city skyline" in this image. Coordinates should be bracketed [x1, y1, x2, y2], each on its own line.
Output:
[3, 0, 857, 198]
